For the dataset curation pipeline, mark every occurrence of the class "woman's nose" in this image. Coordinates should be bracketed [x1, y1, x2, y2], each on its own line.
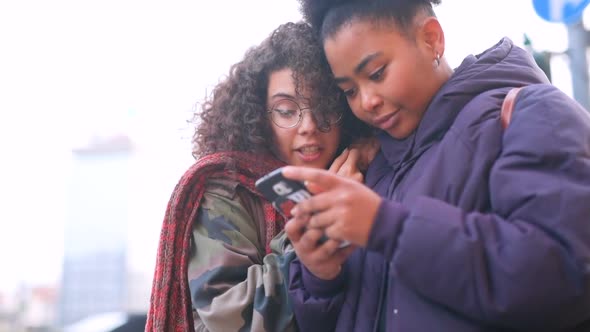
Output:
[360, 89, 383, 113]
[297, 109, 318, 134]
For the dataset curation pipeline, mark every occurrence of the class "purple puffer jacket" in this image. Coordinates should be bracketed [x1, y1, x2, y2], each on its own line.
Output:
[288, 38, 590, 332]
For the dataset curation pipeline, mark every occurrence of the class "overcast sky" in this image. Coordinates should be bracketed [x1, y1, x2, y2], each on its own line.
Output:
[0, 0, 583, 293]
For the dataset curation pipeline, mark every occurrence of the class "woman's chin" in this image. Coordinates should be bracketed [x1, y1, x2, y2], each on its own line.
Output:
[292, 157, 328, 169]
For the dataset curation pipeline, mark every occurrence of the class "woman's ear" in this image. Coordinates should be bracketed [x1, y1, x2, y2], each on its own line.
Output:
[419, 17, 445, 58]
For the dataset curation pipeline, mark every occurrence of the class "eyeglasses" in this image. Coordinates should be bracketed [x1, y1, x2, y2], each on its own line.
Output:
[267, 99, 342, 130]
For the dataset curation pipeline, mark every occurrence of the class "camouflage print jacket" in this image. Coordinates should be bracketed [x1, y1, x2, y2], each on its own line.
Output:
[188, 177, 298, 332]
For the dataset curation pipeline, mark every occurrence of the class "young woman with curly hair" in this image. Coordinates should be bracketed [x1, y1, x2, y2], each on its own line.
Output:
[281, 0, 590, 331]
[146, 21, 373, 332]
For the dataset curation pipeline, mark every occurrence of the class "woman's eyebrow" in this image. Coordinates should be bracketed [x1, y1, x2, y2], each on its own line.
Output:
[354, 52, 382, 74]
[269, 92, 296, 100]
[334, 52, 383, 84]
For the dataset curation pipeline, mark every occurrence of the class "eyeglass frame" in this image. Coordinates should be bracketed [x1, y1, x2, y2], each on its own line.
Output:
[266, 98, 343, 130]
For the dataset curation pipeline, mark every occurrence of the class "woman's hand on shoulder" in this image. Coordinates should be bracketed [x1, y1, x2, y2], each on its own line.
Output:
[328, 136, 379, 183]
[329, 148, 363, 182]
[349, 136, 380, 171]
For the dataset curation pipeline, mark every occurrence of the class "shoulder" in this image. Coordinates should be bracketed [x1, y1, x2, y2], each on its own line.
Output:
[199, 177, 266, 225]
[506, 84, 590, 150]
[451, 89, 506, 137]
[201, 177, 253, 212]
[512, 84, 590, 130]
[451, 84, 590, 137]
[444, 89, 506, 154]
[497, 85, 590, 175]
[203, 177, 240, 199]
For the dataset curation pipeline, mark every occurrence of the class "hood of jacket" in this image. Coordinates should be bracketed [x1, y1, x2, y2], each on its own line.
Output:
[372, 37, 550, 175]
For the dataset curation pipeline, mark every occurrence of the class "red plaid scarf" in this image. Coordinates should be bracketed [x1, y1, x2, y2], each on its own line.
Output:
[145, 151, 286, 332]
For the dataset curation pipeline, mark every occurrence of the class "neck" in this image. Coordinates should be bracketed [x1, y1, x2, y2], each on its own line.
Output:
[436, 58, 454, 87]
[440, 57, 454, 73]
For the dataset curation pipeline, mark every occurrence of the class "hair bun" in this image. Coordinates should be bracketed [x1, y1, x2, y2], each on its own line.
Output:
[298, 0, 442, 33]
[298, 0, 353, 31]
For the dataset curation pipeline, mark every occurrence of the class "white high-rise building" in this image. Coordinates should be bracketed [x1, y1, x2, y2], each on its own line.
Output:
[59, 134, 133, 326]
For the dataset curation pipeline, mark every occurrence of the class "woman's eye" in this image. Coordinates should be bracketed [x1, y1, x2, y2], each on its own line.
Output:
[343, 88, 356, 98]
[275, 109, 298, 117]
[369, 66, 385, 81]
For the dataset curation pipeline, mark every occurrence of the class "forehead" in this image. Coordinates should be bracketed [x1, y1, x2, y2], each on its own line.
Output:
[268, 68, 295, 92]
[324, 20, 413, 72]
[266, 68, 313, 106]
[326, 20, 409, 54]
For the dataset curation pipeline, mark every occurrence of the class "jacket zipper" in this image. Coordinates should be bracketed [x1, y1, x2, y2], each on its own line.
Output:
[372, 158, 415, 332]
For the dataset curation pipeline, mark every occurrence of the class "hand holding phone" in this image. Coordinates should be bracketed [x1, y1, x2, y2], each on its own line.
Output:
[255, 167, 350, 248]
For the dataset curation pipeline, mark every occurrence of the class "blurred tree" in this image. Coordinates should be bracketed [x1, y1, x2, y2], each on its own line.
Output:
[566, 21, 590, 110]
[524, 34, 553, 82]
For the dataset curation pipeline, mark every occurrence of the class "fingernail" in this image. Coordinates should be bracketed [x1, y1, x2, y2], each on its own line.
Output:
[290, 206, 298, 216]
[282, 166, 293, 175]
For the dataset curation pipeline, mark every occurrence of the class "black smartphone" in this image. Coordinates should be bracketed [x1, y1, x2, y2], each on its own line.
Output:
[255, 167, 350, 248]
[255, 168, 310, 216]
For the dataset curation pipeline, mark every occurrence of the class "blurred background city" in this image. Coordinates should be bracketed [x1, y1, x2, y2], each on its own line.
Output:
[0, 0, 588, 331]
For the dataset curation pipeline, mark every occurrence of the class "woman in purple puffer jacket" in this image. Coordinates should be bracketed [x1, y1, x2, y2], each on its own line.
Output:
[281, 0, 590, 331]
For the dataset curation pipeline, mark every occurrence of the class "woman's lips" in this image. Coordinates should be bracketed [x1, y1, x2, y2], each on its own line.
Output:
[296, 146, 322, 162]
[373, 110, 399, 129]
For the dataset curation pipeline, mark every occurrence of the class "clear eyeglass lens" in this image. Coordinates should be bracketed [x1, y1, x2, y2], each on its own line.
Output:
[271, 99, 301, 128]
[270, 99, 343, 128]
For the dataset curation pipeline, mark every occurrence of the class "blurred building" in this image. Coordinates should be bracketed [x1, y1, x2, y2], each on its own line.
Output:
[24, 286, 58, 331]
[0, 284, 58, 332]
[58, 134, 134, 326]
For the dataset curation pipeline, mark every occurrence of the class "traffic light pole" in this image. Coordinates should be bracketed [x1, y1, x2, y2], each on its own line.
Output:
[567, 20, 590, 110]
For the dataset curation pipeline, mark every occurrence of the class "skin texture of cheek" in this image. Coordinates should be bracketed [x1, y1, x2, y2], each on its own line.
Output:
[269, 130, 292, 164]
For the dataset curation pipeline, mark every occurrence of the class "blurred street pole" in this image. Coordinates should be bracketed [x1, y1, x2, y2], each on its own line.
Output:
[567, 20, 590, 110]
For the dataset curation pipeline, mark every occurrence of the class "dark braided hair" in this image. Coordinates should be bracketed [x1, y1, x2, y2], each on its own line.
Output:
[192, 21, 371, 159]
[298, 0, 441, 41]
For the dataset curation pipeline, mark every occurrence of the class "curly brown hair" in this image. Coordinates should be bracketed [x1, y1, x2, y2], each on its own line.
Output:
[192, 21, 371, 159]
